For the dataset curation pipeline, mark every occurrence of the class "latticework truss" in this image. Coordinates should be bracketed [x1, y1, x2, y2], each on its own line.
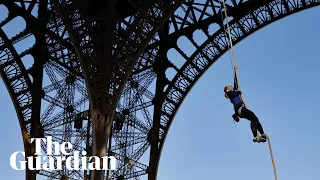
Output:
[0, 0, 319, 180]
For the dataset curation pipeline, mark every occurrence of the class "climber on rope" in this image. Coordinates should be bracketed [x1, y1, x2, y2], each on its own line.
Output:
[224, 66, 267, 143]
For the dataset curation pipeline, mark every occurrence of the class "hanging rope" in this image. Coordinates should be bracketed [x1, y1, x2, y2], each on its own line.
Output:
[263, 134, 278, 180]
[220, 1, 278, 180]
[220, 0, 247, 108]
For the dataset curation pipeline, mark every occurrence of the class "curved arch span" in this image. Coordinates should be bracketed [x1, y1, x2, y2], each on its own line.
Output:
[0, 28, 32, 157]
[155, 0, 320, 177]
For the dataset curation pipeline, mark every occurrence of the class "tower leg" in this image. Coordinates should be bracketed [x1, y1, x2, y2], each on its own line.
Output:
[26, 142, 36, 180]
[26, 169, 36, 180]
[90, 112, 112, 180]
[148, 23, 169, 180]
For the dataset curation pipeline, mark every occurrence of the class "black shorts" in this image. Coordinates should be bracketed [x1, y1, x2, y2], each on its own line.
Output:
[234, 103, 244, 117]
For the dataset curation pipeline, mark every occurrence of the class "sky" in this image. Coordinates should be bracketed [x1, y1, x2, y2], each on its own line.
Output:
[1, 3, 320, 180]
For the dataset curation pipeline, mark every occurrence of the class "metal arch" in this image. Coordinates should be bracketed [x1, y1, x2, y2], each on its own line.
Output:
[51, 0, 185, 179]
[0, 0, 183, 179]
[0, 21, 35, 180]
[0, 1, 91, 180]
[0, 27, 32, 156]
[152, 0, 320, 178]
[1, 1, 318, 180]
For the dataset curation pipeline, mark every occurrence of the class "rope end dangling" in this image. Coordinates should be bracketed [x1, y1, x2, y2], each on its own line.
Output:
[255, 134, 278, 180]
[265, 134, 278, 180]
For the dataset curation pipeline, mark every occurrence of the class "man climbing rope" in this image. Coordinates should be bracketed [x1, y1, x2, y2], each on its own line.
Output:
[224, 66, 267, 142]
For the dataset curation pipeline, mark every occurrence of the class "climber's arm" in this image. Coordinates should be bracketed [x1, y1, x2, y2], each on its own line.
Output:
[226, 90, 241, 99]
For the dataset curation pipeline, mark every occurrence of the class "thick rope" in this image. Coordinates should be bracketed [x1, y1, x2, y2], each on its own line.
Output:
[221, 1, 278, 180]
[263, 134, 278, 180]
[221, 0, 247, 108]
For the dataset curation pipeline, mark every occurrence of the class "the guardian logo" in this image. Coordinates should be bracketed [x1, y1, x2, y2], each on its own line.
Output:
[10, 136, 116, 171]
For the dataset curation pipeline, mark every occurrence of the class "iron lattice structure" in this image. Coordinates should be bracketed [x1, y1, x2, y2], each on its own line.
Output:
[0, 0, 319, 180]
